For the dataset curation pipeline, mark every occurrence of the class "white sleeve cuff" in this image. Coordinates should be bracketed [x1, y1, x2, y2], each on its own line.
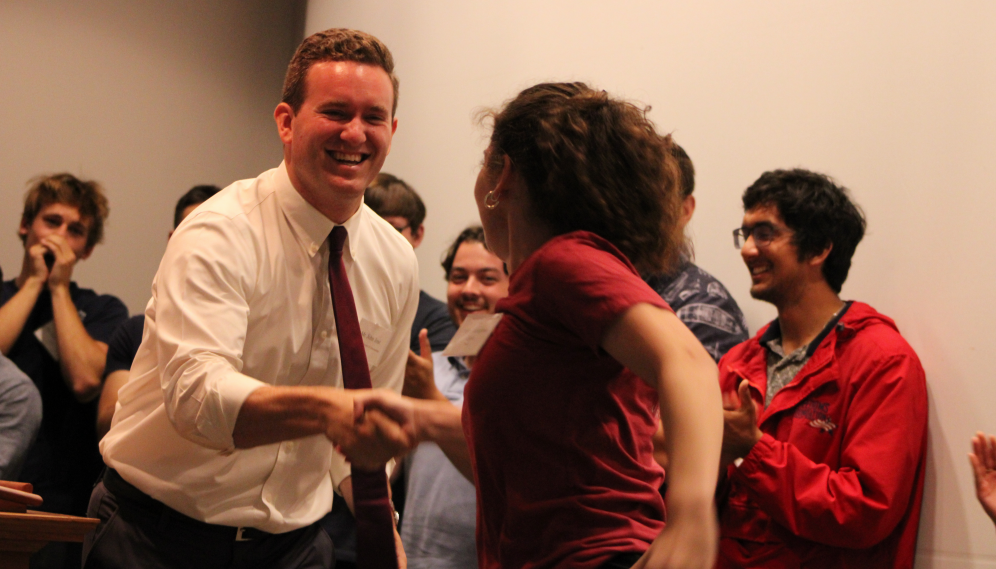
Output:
[168, 369, 266, 452]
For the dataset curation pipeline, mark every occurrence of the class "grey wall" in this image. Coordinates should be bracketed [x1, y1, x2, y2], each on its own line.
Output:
[307, 1, 996, 567]
[0, 0, 306, 313]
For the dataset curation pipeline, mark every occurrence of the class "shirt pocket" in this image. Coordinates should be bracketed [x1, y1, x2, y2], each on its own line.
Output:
[360, 318, 392, 369]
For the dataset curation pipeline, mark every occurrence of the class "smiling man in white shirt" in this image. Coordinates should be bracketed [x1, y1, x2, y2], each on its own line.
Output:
[84, 29, 419, 569]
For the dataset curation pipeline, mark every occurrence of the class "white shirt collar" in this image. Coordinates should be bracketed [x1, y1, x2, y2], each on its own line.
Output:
[274, 161, 364, 260]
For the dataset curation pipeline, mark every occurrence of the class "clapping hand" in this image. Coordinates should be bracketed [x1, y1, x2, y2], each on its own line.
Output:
[631, 500, 717, 569]
[720, 380, 762, 468]
[404, 329, 445, 401]
[970, 432, 996, 525]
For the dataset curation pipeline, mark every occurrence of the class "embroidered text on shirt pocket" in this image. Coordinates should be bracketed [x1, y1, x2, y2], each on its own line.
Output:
[359, 318, 392, 369]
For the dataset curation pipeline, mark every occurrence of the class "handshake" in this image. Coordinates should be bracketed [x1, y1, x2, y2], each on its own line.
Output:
[332, 389, 424, 471]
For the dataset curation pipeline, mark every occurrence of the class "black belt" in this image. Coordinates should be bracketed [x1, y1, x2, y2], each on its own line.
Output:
[102, 468, 279, 541]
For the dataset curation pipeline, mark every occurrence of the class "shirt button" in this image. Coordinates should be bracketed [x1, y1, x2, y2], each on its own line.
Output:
[310, 244, 319, 255]
[320, 331, 328, 340]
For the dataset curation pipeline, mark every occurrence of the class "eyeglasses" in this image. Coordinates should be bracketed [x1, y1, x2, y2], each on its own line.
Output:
[732, 224, 788, 249]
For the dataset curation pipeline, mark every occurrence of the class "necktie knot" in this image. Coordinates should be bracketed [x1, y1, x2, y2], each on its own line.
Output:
[329, 225, 348, 258]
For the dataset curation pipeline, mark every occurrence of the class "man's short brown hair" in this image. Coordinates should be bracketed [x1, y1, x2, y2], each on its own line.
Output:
[364, 173, 425, 232]
[20, 173, 110, 250]
[282, 28, 399, 116]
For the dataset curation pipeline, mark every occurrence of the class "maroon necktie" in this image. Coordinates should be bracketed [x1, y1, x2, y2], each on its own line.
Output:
[328, 226, 398, 569]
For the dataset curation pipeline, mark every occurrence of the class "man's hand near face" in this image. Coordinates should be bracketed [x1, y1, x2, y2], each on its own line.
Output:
[721, 379, 763, 469]
[0, 227, 106, 401]
[40, 234, 80, 290]
[34, 233, 107, 402]
[25, 243, 52, 285]
[0, 244, 50, 355]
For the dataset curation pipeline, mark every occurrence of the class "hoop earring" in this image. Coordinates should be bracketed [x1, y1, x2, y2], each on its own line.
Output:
[484, 190, 500, 210]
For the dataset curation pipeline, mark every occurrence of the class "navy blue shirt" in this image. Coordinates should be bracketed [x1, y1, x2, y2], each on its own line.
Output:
[411, 290, 456, 353]
[1, 280, 127, 515]
[104, 314, 145, 376]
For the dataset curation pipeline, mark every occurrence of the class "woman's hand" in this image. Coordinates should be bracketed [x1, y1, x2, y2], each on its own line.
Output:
[970, 432, 996, 525]
[602, 304, 722, 569]
[632, 500, 717, 569]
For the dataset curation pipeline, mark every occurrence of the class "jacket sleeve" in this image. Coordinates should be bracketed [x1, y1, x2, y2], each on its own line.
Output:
[731, 351, 927, 549]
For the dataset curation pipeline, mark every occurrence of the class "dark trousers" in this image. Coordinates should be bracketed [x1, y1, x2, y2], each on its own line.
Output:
[82, 470, 334, 569]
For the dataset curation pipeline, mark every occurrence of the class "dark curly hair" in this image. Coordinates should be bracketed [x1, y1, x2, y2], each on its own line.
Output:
[282, 28, 398, 116]
[742, 168, 866, 293]
[440, 225, 507, 279]
[20, 173, 110, 250]
[480, 82, 682, 275]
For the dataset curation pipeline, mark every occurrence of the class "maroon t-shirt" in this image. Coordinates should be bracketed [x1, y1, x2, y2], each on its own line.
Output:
[463, 231, 669, 569]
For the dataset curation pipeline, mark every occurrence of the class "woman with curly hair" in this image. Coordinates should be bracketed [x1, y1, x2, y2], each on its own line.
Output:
[366, 83, 722, 569]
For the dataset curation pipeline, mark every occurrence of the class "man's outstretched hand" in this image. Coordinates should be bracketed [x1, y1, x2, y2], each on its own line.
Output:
[336, 389, 420, 470]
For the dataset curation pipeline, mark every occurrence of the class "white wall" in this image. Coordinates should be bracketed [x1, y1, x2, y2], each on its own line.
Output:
[307, 1, 996, 567]
[0, 0, 306, 313]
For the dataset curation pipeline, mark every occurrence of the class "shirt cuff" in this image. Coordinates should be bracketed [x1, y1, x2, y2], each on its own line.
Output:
[209, 371, 268, 451]
[732, 433, 776, 481]
[330, 451, 351, 491]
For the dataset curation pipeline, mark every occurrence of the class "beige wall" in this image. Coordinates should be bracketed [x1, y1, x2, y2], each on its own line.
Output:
[308, 1, 996, 567]
[0, 0, 306, 313]
[3, 1, 994, 565]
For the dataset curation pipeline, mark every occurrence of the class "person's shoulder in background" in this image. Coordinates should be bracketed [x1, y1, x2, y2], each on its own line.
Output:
[411, 291, 456, 353]
[646, 261, 749, 362]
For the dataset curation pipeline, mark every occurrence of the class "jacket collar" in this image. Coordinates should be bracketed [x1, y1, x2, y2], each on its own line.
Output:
[740, 302, 858, 423]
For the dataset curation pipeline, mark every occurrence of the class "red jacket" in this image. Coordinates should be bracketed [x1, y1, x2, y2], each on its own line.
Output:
[715, 302, 927, 569]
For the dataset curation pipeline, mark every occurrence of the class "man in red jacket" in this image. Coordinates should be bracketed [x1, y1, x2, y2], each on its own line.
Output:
[719, 169, 927, 568]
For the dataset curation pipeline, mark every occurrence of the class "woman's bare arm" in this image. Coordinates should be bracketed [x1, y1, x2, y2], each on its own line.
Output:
[602, 303, 723, 569]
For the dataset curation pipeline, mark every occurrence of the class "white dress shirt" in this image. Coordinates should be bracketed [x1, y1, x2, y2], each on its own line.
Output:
[100, 163, 419, 533]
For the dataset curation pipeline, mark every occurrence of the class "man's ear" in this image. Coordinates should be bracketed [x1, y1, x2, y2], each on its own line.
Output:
[274, 102, 295, 145]
[680, 195, 696, 228]
[808, 242, 833, 268]
[17, 217, 32, 247]
[410, 224, 425, 248]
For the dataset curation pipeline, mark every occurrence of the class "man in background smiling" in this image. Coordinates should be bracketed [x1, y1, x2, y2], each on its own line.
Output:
[716, 169, 928, 569]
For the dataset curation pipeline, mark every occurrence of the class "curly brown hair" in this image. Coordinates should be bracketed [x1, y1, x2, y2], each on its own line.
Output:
[282, 28, 399, 116]
[481, 82, 682, 275]
[20, 173, 109, 250]
[439, 225, 507, 279]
